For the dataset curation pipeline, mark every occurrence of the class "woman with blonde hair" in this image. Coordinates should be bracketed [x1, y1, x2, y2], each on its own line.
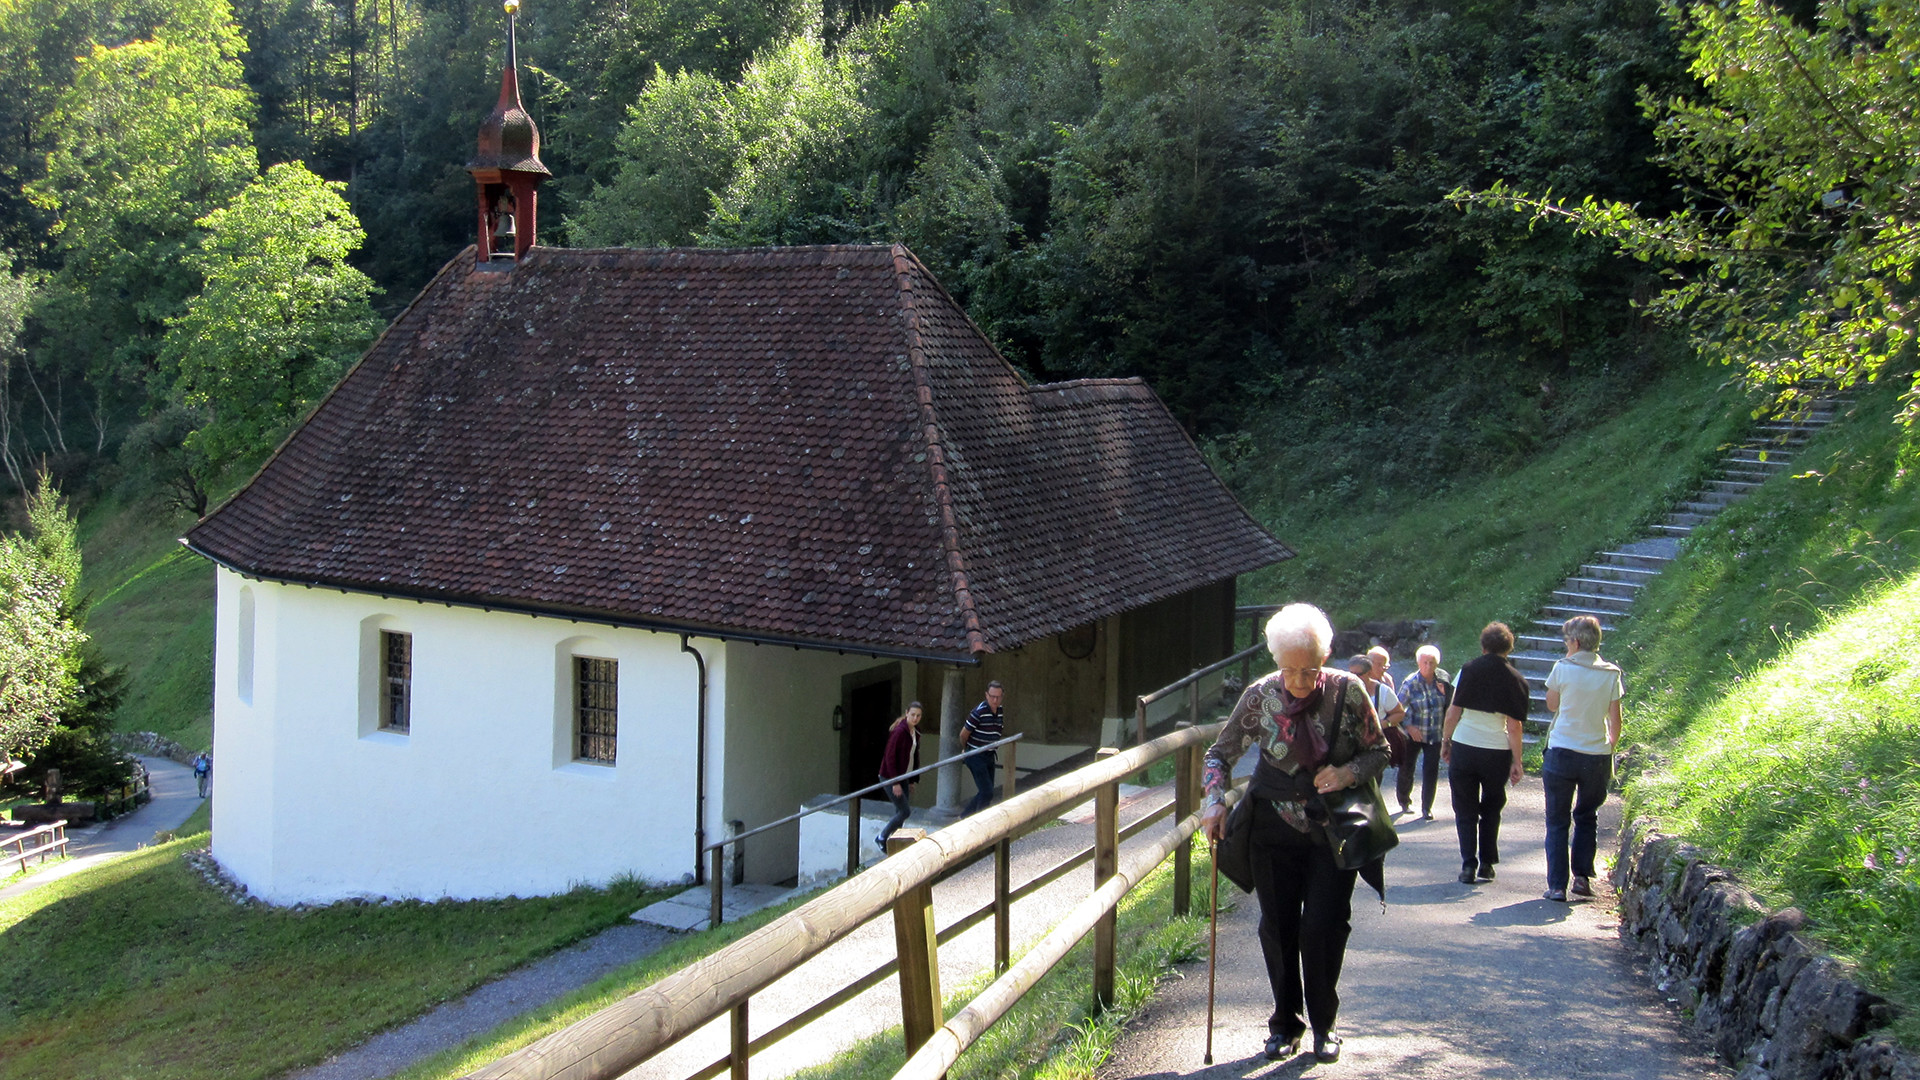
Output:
[1541, 616, 1623, 901]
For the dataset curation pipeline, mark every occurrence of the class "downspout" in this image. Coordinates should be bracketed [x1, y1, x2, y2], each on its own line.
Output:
[681, 635, 709, 884]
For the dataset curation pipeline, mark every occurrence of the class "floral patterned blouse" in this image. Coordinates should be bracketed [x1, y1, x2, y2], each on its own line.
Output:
[1203, 668, 1390, 832]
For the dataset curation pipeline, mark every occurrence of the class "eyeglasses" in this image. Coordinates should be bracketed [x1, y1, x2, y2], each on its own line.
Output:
[1278, 667, 1320, 683]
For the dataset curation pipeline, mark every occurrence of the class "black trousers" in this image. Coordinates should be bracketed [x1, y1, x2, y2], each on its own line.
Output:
[1248, 799, 1358, 1040]
[1449, 741, 1511, 870]
[1396, 738, 1442, 814]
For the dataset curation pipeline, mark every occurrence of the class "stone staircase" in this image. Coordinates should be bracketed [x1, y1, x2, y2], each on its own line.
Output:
[1510, 400, 1842, 732]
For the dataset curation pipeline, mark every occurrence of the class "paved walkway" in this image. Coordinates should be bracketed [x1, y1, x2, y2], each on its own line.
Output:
[0, 754, 202, 902]
[1101, 772, 1726, 1079]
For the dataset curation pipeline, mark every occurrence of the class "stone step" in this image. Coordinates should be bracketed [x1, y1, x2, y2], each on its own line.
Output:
[1705, 478, 1762, 496]
[1518, 633, 1565, 653]
[1719, 468, 1779, 485]
[1550, 589, 1634, 613]
[1562, 575, 1644, 599]
[1651, 523, 1694, 537]
[1664, 510, 1712, 527]
[1578, 563, 1661, 585]
[1594, 550, 1671, 571]
[1691, 489, 1744, 508]
[1678, 500, 1726, 516]
[1537, 607, 1620, 628]
[1728, 448, 1793, 465]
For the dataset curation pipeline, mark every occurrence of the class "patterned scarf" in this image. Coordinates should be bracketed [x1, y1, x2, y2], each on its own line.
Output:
[1277, 671, 1330, 770]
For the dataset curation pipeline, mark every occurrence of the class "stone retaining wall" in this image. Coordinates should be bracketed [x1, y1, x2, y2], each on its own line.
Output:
[1612, 818, 1915, 1080]
[111, 731, 199, 767]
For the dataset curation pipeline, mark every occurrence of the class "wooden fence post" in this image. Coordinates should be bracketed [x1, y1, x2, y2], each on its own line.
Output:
[710, 846, 725, 929]
[994, 838, 1011, 974]
[1093, 747, 1119, 1011]
[1004, 740, 1018, 798]
[1173, 727, 1194, 917]
[890, 829, 941, 1054]
[730, 1000, 749, 1080]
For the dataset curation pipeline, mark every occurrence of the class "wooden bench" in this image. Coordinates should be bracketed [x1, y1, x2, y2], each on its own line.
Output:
[1, 821, 69, 876]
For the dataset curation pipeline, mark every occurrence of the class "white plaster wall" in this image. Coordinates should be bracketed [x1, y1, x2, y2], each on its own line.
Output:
[209, 570, 713, 904]
[714, 643, 915, 884]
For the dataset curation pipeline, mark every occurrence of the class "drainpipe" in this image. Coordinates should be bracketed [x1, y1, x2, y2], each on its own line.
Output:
[681, 635, 709, 884]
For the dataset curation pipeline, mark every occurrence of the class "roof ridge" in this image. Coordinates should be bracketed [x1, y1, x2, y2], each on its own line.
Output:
[893, 242, 987, 656]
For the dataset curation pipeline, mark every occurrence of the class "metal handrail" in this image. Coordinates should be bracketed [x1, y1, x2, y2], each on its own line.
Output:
[702, 734, 1025, 855]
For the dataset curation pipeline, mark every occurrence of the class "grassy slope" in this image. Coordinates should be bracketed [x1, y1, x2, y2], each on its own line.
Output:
[1232, 363, 1750, 664]
[0, 811, 666, 1080]
[1608, 382, 1920, 1039]
[77, 491, 217, 749]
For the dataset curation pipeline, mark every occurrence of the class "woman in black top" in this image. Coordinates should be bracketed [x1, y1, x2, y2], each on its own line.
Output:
[1440, 622, 1531, 884]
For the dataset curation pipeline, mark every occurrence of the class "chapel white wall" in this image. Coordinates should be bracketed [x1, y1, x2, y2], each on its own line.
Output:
[209, 569, 710, 904]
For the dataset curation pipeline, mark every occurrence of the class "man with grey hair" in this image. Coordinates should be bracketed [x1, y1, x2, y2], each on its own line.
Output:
[1541, 615, 1623, 901]
[1395, 645, 1451, 819]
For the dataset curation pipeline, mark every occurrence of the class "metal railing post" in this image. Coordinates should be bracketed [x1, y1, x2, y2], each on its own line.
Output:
[845, 796, 861, 878]
[1134, 698, 1147, 747]
[889, 829, 941, 1054]
[710, 846, 726, 929]
[1173, 726, 1195, 917]
[994, 837, 1011, 974]
[1004, 740, 1017, 799]
[730, 1001, 749, 1080]
[1093, 747, 1119, 1010]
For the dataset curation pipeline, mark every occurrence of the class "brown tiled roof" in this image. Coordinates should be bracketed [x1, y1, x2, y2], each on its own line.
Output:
[185, 244, 1291, 661]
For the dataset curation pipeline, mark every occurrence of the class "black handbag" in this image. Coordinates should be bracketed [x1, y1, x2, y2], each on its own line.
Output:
[1317, 777, 1398, 871]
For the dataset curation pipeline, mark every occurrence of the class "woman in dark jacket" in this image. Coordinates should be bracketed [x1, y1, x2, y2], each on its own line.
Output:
[1441, 622, 1531, 884]
[876, 702, 923, 850]
[1200, 604, 1389, 1065]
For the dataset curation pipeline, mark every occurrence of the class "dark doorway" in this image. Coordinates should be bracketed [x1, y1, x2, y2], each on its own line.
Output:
[841, 664, 901, 794]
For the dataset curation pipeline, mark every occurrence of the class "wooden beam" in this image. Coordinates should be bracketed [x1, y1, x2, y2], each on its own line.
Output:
[889, 830, 941, 1054]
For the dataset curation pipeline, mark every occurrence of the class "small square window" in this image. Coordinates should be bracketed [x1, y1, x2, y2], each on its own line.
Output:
[381, 631, 411, 734]
[576, 657, 617, 764]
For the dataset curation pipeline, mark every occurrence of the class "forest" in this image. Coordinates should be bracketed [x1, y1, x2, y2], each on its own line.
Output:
[0, 0, 1912, 774]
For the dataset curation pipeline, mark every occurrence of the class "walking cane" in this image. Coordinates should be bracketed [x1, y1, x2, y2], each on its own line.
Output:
[1204, 838, 1219, 1066]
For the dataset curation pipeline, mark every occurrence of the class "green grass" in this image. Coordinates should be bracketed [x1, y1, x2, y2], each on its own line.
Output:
[0, 812, 670, 1080]
[1229, 364, 1750, 664]
[396, 843, 1217, 1080]
[74, 489, 217, 748]
[1603, 380, 1920, 1042]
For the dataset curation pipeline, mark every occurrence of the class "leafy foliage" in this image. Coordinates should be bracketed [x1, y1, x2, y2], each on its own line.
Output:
[0, 475, 87, 763]
[1459, 0, 1920, 419]
[161, 161, 382, 476]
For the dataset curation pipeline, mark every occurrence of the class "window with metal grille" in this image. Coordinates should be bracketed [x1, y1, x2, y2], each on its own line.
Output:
[380, 631, 411, 733]
[576, 657, 618, 763]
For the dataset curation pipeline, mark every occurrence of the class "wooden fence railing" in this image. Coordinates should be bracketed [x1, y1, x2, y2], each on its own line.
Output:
[463, 721, 1245, 1080]
[1, 820, 70, 876]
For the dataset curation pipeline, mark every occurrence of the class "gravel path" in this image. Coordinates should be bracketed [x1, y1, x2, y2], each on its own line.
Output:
[1100, 772, 1726, 1079]
[286, 922, 679, 1080]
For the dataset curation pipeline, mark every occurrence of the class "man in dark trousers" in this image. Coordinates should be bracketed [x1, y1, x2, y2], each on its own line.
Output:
[961, 681, 1005, 816]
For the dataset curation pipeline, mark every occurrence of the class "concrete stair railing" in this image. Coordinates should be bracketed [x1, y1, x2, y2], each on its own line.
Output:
[1514, 399, 1841, 734]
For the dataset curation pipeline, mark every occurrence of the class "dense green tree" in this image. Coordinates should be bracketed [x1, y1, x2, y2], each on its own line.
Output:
[1464, 0, 1920, 419]
[0, 474, 86, 764]
[161, 160, 382, 477]
[27, 0, 258, 421]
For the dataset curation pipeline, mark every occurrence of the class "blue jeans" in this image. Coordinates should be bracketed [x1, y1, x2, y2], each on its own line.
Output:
[1543, 747, 1612, 891]
[963, 751, 996, 816]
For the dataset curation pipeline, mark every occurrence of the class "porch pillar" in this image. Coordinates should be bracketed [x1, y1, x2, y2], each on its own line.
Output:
[932, 665, 967, 821]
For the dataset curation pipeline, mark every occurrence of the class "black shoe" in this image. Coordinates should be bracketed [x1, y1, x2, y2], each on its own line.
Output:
[1459, 864, 1477, 884]
[1544, 887, 1567, 902]
[1477, 864, 1496, 882]
[1571, 876, 1594, 897]
[1421, 812, 1435, 821]
[1314, 1030, 1342, 1063]
[1264, 1033, 1301, 1061]
[874, 835, 890, 852]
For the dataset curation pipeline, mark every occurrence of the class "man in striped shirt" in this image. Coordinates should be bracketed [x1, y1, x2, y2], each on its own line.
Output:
[961, 681, 1005, 816]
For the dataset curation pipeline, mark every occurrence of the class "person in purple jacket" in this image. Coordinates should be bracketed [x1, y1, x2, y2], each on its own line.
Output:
[876, 702, 924, 850]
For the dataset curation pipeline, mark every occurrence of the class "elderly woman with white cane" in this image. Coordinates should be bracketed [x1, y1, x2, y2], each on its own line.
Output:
[1200, 604, 1393, 1065]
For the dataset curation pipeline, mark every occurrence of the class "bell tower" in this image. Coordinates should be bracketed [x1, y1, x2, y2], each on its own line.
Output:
[466, 0, 550, 265]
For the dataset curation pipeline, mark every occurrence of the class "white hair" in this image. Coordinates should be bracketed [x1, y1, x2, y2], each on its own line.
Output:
[1415, 644, 1442, 664]
[1265, 603, 1333, 661]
